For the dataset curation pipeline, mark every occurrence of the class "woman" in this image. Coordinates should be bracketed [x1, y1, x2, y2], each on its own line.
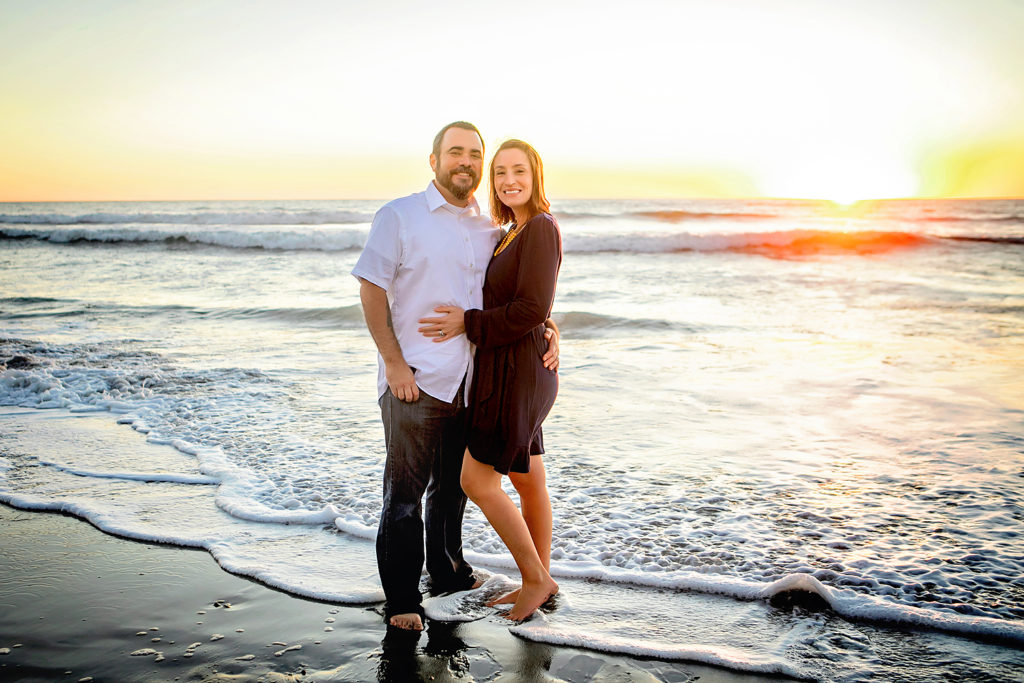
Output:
[418, 139, 562, 621]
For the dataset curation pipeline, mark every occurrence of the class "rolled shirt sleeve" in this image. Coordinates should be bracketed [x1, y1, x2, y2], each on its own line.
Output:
[351, 205, 401, 291]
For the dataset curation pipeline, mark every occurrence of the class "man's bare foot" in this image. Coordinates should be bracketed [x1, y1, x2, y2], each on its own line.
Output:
[388, 612, 423, 630]
[504, 579, 558, 621]
[485, 588, 519, 606]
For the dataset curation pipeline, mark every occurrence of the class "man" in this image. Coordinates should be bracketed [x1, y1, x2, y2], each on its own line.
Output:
[352, 122, 558, 630]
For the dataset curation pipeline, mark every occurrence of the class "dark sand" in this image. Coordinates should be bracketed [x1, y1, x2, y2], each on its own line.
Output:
[0, 503, 792, 682]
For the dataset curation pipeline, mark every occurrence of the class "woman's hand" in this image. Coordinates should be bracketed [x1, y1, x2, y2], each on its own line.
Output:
[418, 305, 465, 342]
[543, 326, 559, 371]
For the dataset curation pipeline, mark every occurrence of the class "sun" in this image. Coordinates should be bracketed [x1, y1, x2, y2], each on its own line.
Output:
[824, 192, 868, 209]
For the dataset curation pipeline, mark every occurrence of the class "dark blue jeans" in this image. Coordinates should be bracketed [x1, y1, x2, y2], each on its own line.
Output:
[376, 382, 475, 619]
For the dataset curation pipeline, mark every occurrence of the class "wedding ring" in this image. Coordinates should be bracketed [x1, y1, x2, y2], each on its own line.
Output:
[438, 330, 446, 337]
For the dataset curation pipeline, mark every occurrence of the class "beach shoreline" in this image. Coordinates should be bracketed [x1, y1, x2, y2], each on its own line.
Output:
[0, 495, 787, 682]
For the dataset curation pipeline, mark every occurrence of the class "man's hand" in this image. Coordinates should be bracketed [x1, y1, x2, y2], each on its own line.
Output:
[387, 362, 419, 402]
[358, 278, 419, 402]
[543, 326, 559, 372]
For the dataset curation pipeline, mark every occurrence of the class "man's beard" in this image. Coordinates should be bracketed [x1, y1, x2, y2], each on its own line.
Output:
[437, 165, 480, 201]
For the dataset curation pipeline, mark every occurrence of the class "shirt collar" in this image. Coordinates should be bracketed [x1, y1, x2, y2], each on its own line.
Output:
[426, 181, 481, 217]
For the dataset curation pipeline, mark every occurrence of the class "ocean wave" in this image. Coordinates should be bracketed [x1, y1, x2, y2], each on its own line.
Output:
[199, 304, 365, 326]
[1, 299, 688, 335]
[0, 209, 374, 226]
[0, 225, 368, 251]
[35, 457, 220, 485]
[4, 200, 1021, 233]
[449, 549, 1024, 648]
[556, 208, 784, 222]
[563, 229, 934, 256]
[944, 235, 1024, 245]
[422, 574, 809, 678]
[554, 311, 700, 336]
[634, 209, 782, 222]
[906, 211, 1024, 224]
[501, 573, 1024, 680]
[0, 296, 66, 304]
[0, 301, 366, 328]
[7, 223, 1024, 256]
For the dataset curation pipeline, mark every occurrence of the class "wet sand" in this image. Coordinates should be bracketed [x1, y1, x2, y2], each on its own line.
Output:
[0, 503, 790, 682]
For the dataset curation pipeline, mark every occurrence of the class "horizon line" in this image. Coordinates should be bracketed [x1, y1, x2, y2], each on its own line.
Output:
[2, 195, 1022, 204]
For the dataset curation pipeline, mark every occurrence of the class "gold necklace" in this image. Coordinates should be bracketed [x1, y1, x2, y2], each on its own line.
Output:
[494, 223, 524, 256]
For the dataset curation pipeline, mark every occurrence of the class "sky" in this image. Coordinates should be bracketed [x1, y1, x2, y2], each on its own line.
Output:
[1, 0, 1023, 202]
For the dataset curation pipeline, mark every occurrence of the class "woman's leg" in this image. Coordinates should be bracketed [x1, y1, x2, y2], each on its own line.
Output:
[461, 451, 558, 621]
[487, 456, 553, 605]
[509, 455, 552, 569]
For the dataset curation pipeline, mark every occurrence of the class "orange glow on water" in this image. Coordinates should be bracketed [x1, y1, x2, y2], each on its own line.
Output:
[736, 230, 927, 260]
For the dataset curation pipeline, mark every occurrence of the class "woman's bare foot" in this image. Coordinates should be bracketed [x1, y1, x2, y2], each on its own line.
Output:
[388, 613, 423, 630]
[504, 579, 558, 621]
[485, 588, 519, 606]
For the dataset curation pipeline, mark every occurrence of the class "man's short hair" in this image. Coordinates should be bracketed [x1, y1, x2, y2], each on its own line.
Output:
[432, 121, 484, 157]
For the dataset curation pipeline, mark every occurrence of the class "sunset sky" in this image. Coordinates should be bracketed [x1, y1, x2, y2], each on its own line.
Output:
[2, 0, 1022, 202]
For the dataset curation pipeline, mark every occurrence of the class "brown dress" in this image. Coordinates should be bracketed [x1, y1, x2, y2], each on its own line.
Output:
[463, 213, 562, 474]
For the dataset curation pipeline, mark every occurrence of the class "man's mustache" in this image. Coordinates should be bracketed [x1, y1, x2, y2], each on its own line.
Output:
[451, 166, 478, 180]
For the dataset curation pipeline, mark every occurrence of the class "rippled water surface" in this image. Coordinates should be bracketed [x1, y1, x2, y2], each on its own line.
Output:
[2, 198, 1023, 680]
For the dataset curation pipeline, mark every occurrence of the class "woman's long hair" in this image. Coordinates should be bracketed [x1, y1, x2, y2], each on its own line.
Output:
[489, 139, 551, 227]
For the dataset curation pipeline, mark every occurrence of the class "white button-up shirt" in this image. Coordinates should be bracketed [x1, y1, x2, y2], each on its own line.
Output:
[352, 182, 500, 403]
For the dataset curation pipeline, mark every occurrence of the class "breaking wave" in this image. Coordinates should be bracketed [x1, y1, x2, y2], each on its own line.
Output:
[0, 225, 958, 256]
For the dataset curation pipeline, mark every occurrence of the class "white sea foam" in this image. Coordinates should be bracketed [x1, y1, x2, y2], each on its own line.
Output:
[424, 574, 814, 677]
[162, 437, 349, 526]
[4, 356, 1023, 649]
[422, 573, 520, 623]
[35, 458, 219, 485]
[0, 416, 383, 604]
[762, 573, 1024, 645]
[1, 485, 384, 605]
[456, 547, 1024, 646]
[512, 620, 807, 679]
[333, 515, 376, 539]
[5, 400, 1023, 648]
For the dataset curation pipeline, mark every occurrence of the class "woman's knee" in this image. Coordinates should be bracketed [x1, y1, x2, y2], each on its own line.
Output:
[460, 455, 496, 502]
[460, 470, 481, 501]
[510, 465, 547, 497]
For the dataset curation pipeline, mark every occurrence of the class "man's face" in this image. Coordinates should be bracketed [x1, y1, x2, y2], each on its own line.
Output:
[430, 127, 484, 203]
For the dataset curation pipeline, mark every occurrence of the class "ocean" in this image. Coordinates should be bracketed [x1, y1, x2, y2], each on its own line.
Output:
[1, 197, 1022, 681]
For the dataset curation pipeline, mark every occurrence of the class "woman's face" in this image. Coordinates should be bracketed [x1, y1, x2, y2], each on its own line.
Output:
[492, 148, 533, 212]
